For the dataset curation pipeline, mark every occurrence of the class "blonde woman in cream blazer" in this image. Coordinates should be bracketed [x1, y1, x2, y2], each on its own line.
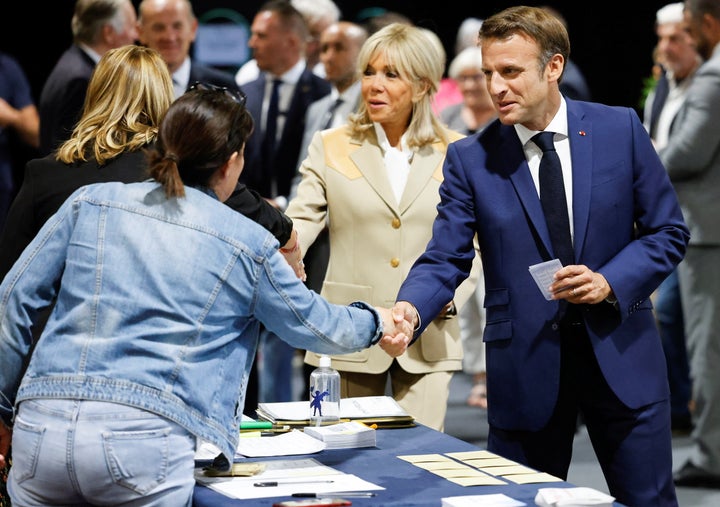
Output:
[286, 23, 480, 430]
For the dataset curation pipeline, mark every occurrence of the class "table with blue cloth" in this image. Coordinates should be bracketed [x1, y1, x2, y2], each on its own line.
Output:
[193, 423, 623, 506]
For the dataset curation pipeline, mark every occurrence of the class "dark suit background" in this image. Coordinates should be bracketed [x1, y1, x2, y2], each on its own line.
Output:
[240, 70, 330, 200]
[188, 60, 239, 91]
[37, 45, 96, 156]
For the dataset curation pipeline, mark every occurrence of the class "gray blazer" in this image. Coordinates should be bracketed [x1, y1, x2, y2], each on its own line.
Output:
[661, 47, 720, 245]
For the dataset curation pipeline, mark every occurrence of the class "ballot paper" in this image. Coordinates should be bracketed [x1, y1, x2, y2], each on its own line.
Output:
[194, 458, 384, 500]
[528, 259, 563, 300]
[303, 421, 377, 449]
[534, 487, 615, 507]
[195, 429, 326, 460]
[442, 493, 526, 507]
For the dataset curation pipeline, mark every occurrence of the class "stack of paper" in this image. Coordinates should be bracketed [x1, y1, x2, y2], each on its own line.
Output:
[442, 493, 526, 506]
[256, 395, 415, 428]
[303, 421, 377, 449]
[534, 487, 615, 507]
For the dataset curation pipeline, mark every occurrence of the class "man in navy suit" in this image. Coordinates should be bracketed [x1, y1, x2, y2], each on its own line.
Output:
[394, 7, 688, 506]
[39, 0, 138, 155]
[137, 0, 239, 100]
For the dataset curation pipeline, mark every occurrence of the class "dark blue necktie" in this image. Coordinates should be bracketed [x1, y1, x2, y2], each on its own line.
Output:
[263, 78, 282, 157]
[262, 78, 282, 195]
[533, 132, 573, 266]
[322, 97, 344, 129]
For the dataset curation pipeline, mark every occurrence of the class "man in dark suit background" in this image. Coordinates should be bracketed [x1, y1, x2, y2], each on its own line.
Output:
[394, 6, 687, 506]
[137, 0, 240, 99]
[240, 0, 331, 212]
[240, 0, 331, 406]
[38, 0, 139, 155]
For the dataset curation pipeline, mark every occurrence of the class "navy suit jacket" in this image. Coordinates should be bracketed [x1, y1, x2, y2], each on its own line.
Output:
[397, 99, 689, 431]
[188, 61, 239, 92]
[38, 45, 96, 155]
[240, 68, 330, 199]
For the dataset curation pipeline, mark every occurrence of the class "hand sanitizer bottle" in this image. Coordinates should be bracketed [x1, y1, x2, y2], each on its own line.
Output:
[309, 355, 340, 425]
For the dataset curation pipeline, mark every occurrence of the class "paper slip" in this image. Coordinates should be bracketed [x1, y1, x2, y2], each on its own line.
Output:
[397, 453, 452, 463]
[194, 458, 383, 500]
[535, 487, 615, 507]
[446, 475, 507, 486]
[303, 421, 377, 449]
[445, 450, 499, 460]
[481, 465, 536, 476]
[465, 457, 520, 468]
[414, 461, 471, 471]
[442, 493, 526, 507]
[503, 472, 563, 484]
[431, 468, 492, 478]
[528, 258, 563, 300]
[195, 430, 325, 460]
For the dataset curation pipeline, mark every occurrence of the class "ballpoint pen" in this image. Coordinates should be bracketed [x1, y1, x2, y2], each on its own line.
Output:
[254, 480, 335, 487]
[292, 492, 376, 498]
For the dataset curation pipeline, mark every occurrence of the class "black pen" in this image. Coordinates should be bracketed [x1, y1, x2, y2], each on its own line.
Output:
[254, 480, 335, 487]
[292, 492, 376, 498]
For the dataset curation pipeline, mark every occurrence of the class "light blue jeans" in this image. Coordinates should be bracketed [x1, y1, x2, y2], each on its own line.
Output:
[8, 399, 195, 506]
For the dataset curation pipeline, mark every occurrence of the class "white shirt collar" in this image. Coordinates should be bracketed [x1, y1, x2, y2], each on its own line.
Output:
[172, 57, 192, 98]
[514, 96, 569, 146]
[373, 123, 413, 161]
[270, 59, 306, 86]
[337, 80, 361, 104]
[78, 43, 102, 64]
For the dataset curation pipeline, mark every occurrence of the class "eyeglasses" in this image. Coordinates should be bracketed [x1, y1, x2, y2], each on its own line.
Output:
[188, 81, 247, 107]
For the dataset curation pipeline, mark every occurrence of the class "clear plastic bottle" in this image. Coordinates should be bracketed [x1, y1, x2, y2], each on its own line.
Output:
[309, 355, 340, 425]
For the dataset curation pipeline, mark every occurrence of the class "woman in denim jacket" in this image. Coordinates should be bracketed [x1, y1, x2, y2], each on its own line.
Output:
[0, 85, 409, 506]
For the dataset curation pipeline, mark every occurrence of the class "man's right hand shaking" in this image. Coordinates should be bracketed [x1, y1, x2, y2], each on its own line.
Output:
[375, 306, 414, 357]
[391, 301, 419, 330]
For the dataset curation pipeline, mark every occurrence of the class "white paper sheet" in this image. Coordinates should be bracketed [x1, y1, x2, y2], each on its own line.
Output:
[195, 458, 384, 500]
[195, 430, 326, 460]
[528, 259, 563, 300]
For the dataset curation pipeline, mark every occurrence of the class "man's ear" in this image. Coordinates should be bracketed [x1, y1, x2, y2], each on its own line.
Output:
[547, 53, 565, 83]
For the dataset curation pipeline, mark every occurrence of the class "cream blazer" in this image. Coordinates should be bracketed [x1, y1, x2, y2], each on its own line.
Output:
[287, 126, 481, 374]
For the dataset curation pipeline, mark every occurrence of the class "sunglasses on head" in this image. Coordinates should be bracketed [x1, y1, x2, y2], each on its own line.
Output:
[188, 81, 247, 107]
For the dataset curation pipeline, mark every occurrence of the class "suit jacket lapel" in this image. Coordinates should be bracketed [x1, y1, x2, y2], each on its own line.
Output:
[350, 140, 398, 213]
[503, 130, 555, 258]
[567, 102, 592, 263]
[399, 144, 443, 213]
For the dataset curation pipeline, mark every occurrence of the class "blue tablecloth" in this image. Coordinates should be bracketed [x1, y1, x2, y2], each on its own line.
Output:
[193, 423, 615, 507]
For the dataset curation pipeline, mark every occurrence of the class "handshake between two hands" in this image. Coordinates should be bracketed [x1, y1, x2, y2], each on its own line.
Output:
[374, 301, 420, 358]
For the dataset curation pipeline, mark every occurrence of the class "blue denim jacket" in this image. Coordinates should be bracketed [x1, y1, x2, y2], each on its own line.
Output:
[0, 181, 382, 461]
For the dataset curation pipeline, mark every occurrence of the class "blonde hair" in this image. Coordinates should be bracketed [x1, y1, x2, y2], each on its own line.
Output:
[56, 45, 174, 165]
[348, 23, 447, 148]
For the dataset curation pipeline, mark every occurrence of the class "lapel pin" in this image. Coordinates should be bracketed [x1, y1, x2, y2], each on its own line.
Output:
[578, 130, 586, 136]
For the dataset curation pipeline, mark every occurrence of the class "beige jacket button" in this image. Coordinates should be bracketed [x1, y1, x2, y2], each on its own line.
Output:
[390, 258, 400, 268]
[391, 218, 401, 229]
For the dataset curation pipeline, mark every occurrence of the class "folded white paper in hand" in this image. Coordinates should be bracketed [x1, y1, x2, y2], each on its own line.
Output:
[528, 259, 563, 301]
[535, 487, 615, 507]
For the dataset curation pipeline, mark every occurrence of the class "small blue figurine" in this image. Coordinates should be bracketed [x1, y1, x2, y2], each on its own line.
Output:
[310, 386, 330, 416]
